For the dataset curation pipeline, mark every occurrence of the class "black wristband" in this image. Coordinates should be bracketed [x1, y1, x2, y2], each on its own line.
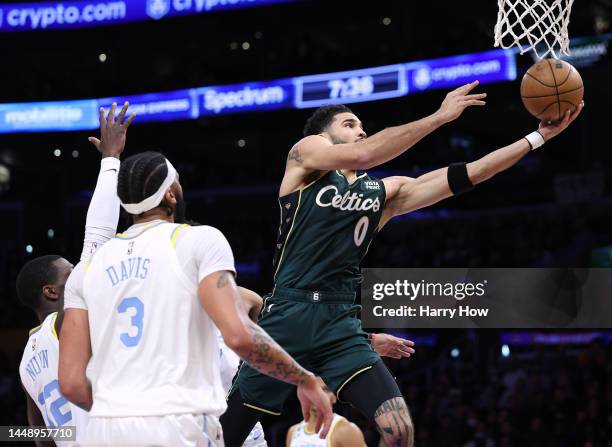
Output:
[447, 162, 474, 195]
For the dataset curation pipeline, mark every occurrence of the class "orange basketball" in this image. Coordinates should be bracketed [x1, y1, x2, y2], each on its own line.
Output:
[520, 59, 584, 123]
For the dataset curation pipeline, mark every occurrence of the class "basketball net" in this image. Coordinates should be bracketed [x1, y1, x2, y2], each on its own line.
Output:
[494, 0, 575, 59]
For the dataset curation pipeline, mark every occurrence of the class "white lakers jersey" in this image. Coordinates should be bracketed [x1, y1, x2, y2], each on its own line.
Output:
[64, 221, 235, 418]
[289, 414, 346, 447]
[217, 329, 267, 447]
[19, 312, 89, 446]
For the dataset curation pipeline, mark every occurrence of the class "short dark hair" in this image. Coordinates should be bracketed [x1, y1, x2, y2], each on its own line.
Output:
[303, 105, 353, 137]
[16, 255, 62, 310]
[117, 151, 168, 210]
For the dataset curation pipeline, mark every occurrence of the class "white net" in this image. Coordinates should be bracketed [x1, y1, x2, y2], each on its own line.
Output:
[494, 0, 575, 59]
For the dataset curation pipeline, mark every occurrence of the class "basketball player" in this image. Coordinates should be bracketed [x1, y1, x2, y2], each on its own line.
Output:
[58, 151, 334, 446]
[222, 82, 584, 447]
[17, 101, 135, 446]
[286, 403, 366, 447]
[222, 289, 414, 447]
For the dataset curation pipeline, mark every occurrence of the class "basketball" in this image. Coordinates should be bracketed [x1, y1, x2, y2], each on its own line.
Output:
[521, 59, 584, 122]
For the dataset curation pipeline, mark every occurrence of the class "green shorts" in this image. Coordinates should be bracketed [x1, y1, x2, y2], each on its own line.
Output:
[228, 286, 380, 415]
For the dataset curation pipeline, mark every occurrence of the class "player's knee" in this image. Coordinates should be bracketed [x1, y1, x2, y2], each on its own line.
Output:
[378, 415, 413, 447]
[374, 397, 414, 447]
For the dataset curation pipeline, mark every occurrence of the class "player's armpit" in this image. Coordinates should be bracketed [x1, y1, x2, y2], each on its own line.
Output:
[58, 309, 92, 411]
[291, 135, 371, 171]
[333, 421, 367, 447]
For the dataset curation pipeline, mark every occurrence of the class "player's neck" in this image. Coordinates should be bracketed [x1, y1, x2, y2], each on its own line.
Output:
[132, 209, 174, 226]
[54, 309, 64, 335]
[36, 307, 58, 325]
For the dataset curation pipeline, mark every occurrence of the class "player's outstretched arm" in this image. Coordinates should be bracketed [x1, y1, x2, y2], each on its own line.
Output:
[380, 103, 584, 226]
[293, 81, 486, 171]
[199, 271, 334, 438]
[58, 309, 93, 411]
[79, 101, 136, 261]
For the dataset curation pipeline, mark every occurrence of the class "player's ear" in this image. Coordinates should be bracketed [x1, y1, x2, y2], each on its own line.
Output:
[42, 285, 59, 301]
[164, 187, 177, 206]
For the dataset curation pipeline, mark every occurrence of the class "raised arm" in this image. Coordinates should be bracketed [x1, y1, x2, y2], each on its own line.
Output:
[380, 103, 584, 227]
[80, 102, 136, 261]
[199, 271, 333, 437]
[292, 81, 485, 172]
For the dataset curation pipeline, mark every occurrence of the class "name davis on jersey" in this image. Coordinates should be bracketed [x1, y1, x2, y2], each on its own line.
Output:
[315, 185, 380, 212]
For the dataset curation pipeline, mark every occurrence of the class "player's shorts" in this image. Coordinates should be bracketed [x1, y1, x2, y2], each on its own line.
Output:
[82, 413, 223, 446]
[229, 286, 380, 415]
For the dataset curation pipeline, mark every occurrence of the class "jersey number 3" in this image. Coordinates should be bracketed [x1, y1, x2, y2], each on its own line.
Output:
[354, 216, 369, 247]
[117, 297, 144, 347]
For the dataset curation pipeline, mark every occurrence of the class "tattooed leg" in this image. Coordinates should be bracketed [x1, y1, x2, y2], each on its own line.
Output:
[374, 397, 414, 447]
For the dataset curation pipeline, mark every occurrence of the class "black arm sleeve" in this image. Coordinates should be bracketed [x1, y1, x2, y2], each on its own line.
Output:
[447, 162, 474, 195]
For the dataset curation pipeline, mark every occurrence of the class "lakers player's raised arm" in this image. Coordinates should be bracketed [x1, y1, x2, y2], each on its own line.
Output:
[79, 157, 121, 261]
[80, 101, 136, 261]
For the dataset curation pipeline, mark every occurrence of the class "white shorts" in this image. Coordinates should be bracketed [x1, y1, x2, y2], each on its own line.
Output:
[82, 414, 223, 447]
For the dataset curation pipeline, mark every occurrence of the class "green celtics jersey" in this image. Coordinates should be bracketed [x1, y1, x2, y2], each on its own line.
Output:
[273, 170, 386, 293]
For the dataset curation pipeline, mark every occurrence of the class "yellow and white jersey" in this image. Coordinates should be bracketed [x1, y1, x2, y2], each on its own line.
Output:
[217, 329, 268, 447]
[19, 312, 89, 446]
[64, 221, 236, 418]
[288, 414, 346, 447]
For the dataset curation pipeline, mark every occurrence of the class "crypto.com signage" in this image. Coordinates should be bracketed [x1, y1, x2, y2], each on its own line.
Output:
[0, 0, 297, 32]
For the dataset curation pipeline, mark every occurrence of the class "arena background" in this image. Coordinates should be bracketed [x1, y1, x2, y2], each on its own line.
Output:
[1, 1, 611, 445]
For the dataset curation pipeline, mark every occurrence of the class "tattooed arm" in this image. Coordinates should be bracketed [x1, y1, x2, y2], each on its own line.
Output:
[200, 271, 310, 384]
[199, 271, 334, 436]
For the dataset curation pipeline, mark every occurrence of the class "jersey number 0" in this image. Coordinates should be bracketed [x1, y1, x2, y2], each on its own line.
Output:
[354, 216, 369, 247]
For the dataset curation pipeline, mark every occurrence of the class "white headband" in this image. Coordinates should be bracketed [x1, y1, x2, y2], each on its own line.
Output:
[120, 159, 177, 215]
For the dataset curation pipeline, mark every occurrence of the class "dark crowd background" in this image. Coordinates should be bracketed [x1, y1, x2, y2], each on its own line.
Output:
[1, 0, 611, 445]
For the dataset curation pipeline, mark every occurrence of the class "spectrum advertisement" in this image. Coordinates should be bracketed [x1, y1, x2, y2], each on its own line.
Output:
[0, 0, 298, 32]
[0, 48, 517, 134]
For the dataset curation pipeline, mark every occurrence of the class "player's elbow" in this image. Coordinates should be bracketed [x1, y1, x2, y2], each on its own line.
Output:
[58, 371, 82, 403]
[223, 326, 254, 357]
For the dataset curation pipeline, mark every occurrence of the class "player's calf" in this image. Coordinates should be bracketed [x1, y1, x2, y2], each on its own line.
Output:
[374, 397, 414, 447]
